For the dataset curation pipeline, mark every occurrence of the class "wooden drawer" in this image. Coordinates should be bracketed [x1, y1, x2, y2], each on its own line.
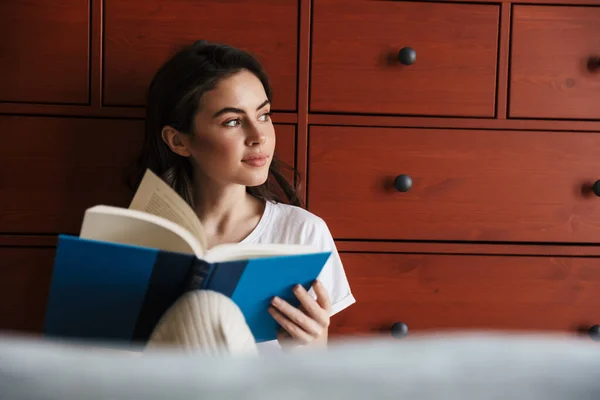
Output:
[311, 0, 499, 117]
[104, 0, 298, 110]
[510, 5, 600, 120]
[0, 0, 89, 104]
[0, 242, 56, 333]
[330, 251, 600, 338]
[308, 126, 600, 243]
[0, 116, 295, 234]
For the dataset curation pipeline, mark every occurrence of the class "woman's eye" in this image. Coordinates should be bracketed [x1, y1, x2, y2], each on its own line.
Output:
[223, 119, 241, 127]
[258, 112, 271, 122]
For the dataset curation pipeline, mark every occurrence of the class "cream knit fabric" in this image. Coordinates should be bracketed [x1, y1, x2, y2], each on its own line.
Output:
[146, 290, 258, 356]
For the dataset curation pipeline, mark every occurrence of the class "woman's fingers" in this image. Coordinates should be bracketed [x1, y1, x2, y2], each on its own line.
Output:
[268, 306, 313, 344]
[269, 295, 323, 337]
[269, 281, 332, 347]
[293, 283, 330, 327]
[312, 280, 332, 315]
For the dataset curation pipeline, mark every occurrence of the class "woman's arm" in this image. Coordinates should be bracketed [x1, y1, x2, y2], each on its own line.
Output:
[268, 215, 355, 349]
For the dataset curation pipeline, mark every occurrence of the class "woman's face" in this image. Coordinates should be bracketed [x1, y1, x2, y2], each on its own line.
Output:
[184, 69, 275, 188]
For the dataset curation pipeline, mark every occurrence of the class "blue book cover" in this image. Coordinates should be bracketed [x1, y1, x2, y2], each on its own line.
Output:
[44, 235, 331, 345]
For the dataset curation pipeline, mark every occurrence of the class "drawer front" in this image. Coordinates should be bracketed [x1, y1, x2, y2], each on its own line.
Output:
[104, 0, 298, 110]
[510, 6, 600, 120]
[0, 116, 295, 234]
[308, 126, 600, 243]
[0, 0, 89, 104]
[311, 0, 499, 117]
[330, 252, 600, 337]
[0, 245, 56, 333]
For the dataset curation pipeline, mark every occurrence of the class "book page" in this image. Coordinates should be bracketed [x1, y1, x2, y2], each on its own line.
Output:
[204, 242, 320, 263]
[80, 206, 204, 257]
[129, 169, 207, 254]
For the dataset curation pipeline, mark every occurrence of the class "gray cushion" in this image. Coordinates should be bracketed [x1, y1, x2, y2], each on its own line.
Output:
[1, 332, 599, 400]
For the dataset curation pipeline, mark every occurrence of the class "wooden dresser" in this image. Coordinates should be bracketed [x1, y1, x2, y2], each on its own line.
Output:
[1, 0, 600, 340]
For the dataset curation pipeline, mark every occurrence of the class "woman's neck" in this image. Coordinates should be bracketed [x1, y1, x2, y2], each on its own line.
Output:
[193, 175, 264, 248]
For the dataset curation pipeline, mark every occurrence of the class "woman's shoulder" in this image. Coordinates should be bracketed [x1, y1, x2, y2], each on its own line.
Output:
[267, 201, 326, 228]
[252, 201, 332, 246]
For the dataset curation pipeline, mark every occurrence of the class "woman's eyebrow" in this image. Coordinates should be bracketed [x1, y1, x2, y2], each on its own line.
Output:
[212, 100, 270, 119]
[212, 107, 244, 118]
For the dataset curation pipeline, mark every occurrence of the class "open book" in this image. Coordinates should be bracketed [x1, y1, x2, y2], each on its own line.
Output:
[44, 169, 331, 345]
[80, 169, 317, 262]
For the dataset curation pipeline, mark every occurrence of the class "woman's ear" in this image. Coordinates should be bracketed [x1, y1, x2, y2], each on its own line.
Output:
[161, 126, 192, 157]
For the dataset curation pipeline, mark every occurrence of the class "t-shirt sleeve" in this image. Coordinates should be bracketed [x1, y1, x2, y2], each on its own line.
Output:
[310, 219, 356, 316]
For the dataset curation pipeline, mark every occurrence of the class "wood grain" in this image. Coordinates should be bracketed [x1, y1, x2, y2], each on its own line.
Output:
[308, 113, 600, 132]
[371, 0, 600, 4]
[496, 3, 511, 119]
[330, 252, 600, 337]
[308, 126, 600, 244]
[103, 0, 298, 110]
[510, 5, 600, 120]
[90, 0, 103, 107]
[311, 0, 499, 117]
[336, 241, 600, 257]
[0, 116, 144, 234]
[274, 125, 296, 184]
[0, 0, 89, 104]
[0, 235, 57, 247]
[295, 0, 312, 203]
[0, 247, 56, 333]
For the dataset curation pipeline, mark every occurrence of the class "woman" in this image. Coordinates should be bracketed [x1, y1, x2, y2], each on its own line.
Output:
[133, 40, 355, 352]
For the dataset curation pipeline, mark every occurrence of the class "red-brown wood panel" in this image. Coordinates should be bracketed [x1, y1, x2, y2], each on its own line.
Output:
[0, 116, 144, 234]
[307, 113, 600, 132]
[510, 5, 600, 120]
[0, 246, 56, 333]
[0, 116, 295, 234]
[103, 0, 298, 110]
[274, 125, 296, 173]
[308, 126, 600, 243]
[311, 0, 499, 117]
[336, 240, 600, 258]
[330, 252, 600, 338]
[0, 0, 89, 104]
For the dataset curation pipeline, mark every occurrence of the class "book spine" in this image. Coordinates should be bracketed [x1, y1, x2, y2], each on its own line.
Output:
[185, 258, 213, 291]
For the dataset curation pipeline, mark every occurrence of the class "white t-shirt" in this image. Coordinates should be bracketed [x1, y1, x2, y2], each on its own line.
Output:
[240, 200, 356, 350]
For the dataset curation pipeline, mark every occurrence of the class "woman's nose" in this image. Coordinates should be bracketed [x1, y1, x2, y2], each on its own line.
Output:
[246, 130, 266, 146]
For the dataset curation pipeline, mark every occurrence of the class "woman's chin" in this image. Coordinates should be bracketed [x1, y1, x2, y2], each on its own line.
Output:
[240, 173, 269, 188]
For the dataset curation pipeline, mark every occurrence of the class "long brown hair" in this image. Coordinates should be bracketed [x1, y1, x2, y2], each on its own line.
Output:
[131, 41, 301, 207]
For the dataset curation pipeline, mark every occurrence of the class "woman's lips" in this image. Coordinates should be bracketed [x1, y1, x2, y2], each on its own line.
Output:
[242, 154, 268, 167]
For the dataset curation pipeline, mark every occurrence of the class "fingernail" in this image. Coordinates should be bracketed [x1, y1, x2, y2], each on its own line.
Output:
[294, 284, 302, 292]
[272, 296, 281, 305]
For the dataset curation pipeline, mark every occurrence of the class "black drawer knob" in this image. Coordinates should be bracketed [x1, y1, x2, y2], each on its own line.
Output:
[394, 174, 412, 192]
[398, 47, 416, 65]
[592, 181, 600, 196]
[589, 325, 600, 340]
[391, 322, 409, 339]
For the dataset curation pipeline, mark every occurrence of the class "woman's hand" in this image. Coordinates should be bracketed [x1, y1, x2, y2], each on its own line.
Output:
[268, 279, 331, 349]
